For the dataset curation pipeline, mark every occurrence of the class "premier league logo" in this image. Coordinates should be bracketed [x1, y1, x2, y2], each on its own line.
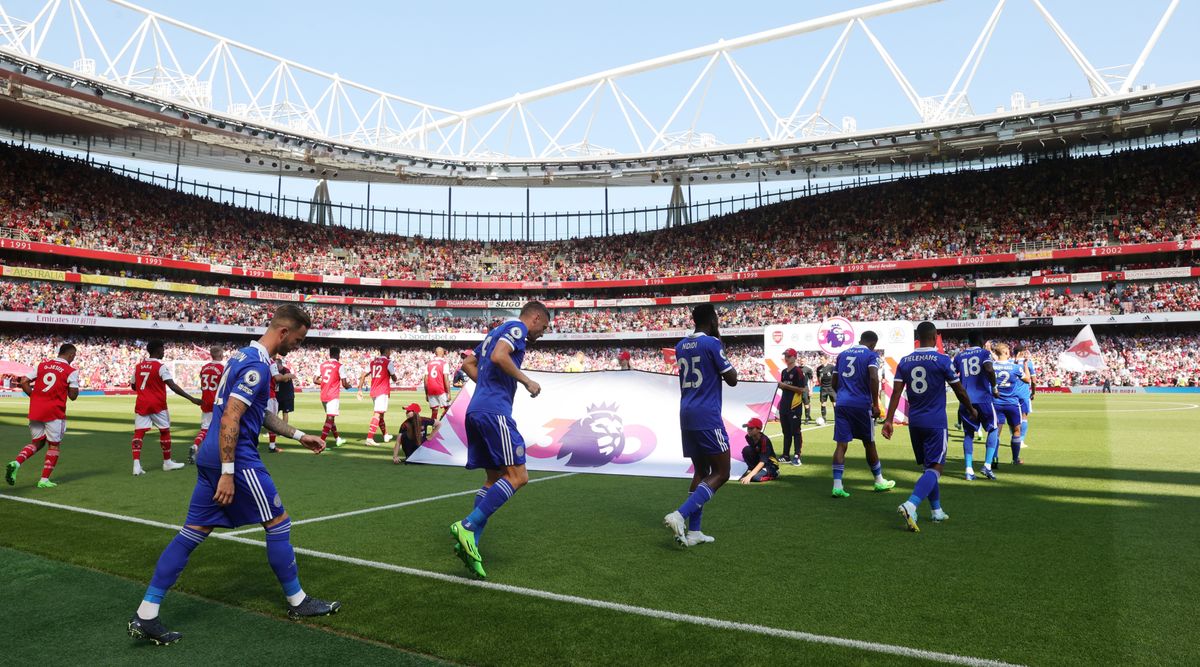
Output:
[817, 317, 855, 355]
[558, 403, 627, 467]
[530, 403, 656, 467]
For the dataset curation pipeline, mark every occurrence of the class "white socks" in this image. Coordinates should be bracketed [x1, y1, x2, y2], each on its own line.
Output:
[137, 601, 160, 619]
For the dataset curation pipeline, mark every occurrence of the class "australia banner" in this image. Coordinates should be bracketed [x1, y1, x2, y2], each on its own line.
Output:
[407, 370, 780, 478]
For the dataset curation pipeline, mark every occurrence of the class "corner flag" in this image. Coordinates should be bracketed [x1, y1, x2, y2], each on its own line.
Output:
[1057, 325, 1107, 373]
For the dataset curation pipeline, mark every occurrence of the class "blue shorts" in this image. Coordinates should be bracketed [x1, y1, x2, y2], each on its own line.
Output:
[959, 402, 997, 434]
[1018, 396, 1031, 414]
[833, 406, 874, 443]
[909, 427, 949, 468]
[995, 403, 1023, 429]
[465, 412, 526, 469]
[186, 466, 285, 529]
[681, 427, 731, 458]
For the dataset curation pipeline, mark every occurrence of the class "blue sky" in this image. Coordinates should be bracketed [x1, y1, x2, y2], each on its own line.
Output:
[17, 0, 1199, 227]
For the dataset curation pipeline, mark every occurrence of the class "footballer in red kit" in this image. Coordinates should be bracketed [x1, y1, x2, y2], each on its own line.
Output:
[425, 347, 454, 421]
[189, 347, 226, 465]
[315, 347, 351, 446]
[131, 340, 201, 476]
[6, 343, 81, 488]
[358, 346, 398, 446]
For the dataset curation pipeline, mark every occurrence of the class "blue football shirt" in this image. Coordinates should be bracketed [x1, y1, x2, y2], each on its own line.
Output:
[896, 347, 961, 429]
[1014, 359, 1035, 398]
[835, 344, 880, 408]
[196, 341, 271, 471]
[953, 346, 995, 405]
[468, 319, 528, 416]
[676, 332, 733, 430]
[992, 360, 1025, 406]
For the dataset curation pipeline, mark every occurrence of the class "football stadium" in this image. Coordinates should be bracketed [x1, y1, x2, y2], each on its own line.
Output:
[0, 1, 1198, 665]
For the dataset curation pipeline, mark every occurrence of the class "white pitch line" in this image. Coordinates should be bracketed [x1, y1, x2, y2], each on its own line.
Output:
[767, 422, 833, 439]
[0, 493, 1023, 667]
[224, 471, 579, 536]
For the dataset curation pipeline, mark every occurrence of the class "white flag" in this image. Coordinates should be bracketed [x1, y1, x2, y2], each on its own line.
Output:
[1057, 325, 1108, 373]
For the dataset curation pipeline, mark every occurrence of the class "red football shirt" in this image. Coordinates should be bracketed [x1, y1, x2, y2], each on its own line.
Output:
[198, 362, 224, 413]
[424, 359, 450, 396]
[319, 360, 343, 402]
[369, 357, 396, 398]
[133, 359, 172, 415]
[27, 358, 79, 423]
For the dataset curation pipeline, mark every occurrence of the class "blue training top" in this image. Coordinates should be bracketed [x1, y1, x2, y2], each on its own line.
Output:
[992, 360, 1026, 406]
[468, 319, 528, 416]
[676, 332, 733, 431]
[896, 347, 961, 429]
[953, 346, 995, 405]
[835, 344, 880, 409]
[197, 341, 272, 471]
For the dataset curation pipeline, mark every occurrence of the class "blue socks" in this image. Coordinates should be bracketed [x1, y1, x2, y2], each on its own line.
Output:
[832, 464, 845, 481]
[1011, 436, 1023, 463]
[145, 527, 208, 603]
[462, 478, 515, 533]
[676, 482, 713, 518]
[869, 461, 883, 479]
[984, 430, 999, 467]
[907, 469, 940, 506]
[471, 486, 489, 542]
[928, 482, 941, 510]
[963, 432, 975, 469]
[265, 519, 302, 599]
[686, 493, 703, 531]
[1021, 419, 1029, 440]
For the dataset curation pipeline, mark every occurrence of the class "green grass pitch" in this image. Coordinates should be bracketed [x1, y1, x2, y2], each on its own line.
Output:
[1, 391, 1197, 666]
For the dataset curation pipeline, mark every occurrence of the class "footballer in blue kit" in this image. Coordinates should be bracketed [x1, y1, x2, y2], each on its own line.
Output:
[952, 330, 999, 480]
[883, 321, 977, 533]
[128, 305, 339, 646]
[1014, 344, 1035, 446]
[829, 332, 895, 498]
[991, 342, 1026, 465]
[664, 304, 739, 548]
[450, 301, 550, 578]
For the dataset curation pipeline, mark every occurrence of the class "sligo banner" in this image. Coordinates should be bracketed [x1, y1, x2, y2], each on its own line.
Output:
[407, 370, 780, 478]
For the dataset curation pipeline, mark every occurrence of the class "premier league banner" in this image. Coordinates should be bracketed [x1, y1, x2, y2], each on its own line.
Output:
[762, 319, 915, 422]
[407, 370, 779, 478]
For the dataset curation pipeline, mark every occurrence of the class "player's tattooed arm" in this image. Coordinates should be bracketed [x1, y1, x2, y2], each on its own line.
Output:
[219, 398, 247, 464]
[263, 410, 299, 439]
[264, 410, 326, 454]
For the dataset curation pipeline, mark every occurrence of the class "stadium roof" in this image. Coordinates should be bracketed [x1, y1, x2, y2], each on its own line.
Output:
[0, 0, 1197, 187]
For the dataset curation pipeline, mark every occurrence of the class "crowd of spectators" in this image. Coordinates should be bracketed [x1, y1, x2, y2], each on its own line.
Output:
[1, 254, 1196, 305]
[2, 141, 1197, 283]
[944, 334, 1199, 388]
[2, 278, 1198, 333]
[0, 334, 1193, 391]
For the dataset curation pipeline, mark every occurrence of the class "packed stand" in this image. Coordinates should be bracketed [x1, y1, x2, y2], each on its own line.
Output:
[3, 278, 1199, 334]
[2, 141, 1198, 283]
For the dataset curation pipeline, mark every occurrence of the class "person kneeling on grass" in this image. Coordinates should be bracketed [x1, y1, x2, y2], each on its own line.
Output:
[393, 403, 440, 464]
[739, 418, 779, 484]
